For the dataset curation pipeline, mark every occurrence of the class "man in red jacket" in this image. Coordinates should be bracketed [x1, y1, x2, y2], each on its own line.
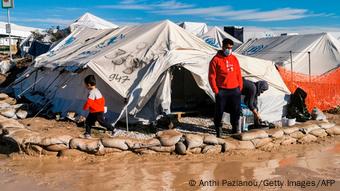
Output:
[209, 38, 243, 137]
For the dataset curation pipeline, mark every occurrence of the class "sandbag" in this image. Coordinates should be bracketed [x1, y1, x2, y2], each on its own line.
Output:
[318, 122, 335, 129]
[289, 131, 305, 139]
[259, 142, 279, 152]
[3, 128, 39, 145]
[40, 135, 73, 147]
[0, 107, 16, 118]
[235, 130, 268, 141]
[104, 147, 124, 154]
[0, 119, 25, 129]
[235, 141, 255, 150]
[309, 129, 328, 138]
[156, 130, 182, 146]
[16, 110, 28, 119]
[45, 144, 69, 152]
[223, 138, 238, 150]
[326, 126, 340, 136]
[280, 137, 297, 145]
[149, 145, 175, 153]
[188, 147, 202, 154]
[58, 149, 88, 157]
[202, 145, 222, 154]
[251, 138, 272, 148]
[266, 129, 284, 139]
[184, 134, 203, 149]
[203, 135, 219, 145]
[0, 93, 9, 100]
[298, 134, 317, 144]
[299, 124, 320, 134]
[0, 102, 11, 110]
[125, 138, 160, 149]
[282, 127, 299, 135]
[133, 148, 157, 155]
[101, 137, 129, 150]
[69, 138, 104, 154]
[175, 142, 187, 155]
[3, 98, 16, 105]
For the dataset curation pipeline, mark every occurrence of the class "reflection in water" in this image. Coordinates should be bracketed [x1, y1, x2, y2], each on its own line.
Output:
[0, 143, 339, 191]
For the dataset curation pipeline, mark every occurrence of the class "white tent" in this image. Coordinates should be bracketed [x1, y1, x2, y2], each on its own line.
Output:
[179, 22, 208, 36]
[199, 26, 242, 49]
[14, 20, 289, 124]
[70, 12, 119, 32]
[0, 21, 41, 38]
[236, 33, 340, 75]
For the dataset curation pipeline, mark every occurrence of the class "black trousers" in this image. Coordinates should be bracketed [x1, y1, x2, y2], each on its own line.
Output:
[85, 112, 113, 134]
[214, 88, 241, 131]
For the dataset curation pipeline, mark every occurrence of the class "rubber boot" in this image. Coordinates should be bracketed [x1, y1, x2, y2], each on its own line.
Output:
[215, 126, 222, 138]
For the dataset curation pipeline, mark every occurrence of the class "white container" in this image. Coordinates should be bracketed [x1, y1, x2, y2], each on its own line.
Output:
[281, 117, 289, 127]
[288, 118, 296, 126]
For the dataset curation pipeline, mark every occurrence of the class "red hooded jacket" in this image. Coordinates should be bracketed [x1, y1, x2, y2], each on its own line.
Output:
[209, 51, 243, 94]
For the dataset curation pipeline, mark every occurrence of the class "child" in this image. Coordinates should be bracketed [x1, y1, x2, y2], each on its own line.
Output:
[83, 75, 115, 138]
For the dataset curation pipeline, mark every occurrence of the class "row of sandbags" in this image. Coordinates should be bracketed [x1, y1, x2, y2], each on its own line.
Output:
[0, 93, 28, 119]
[1, 114, 339, 157]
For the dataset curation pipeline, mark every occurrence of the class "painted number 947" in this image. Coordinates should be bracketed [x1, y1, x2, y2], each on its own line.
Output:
[109, 74, 130, 83]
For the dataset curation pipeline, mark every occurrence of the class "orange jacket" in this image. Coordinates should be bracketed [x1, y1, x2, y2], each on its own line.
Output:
[83, 88, 105, 113]
[209, 51, 243, 94]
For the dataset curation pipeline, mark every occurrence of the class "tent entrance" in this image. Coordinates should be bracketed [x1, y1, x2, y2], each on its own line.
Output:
[170, 65, 214, 116]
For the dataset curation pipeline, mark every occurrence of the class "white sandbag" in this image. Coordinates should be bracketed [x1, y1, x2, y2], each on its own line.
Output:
[259, 142, 279, 152]
[175, 142, 187, 155]
[235, 141, 255, 150]
[133, 148, 157, 155]
[104, 147, 124, 154]
[282, 127, 299, 135]
[39, 135, 73, 147]
[0, 118, 25, 129]
[149, 145, 175, 153]
[58, 149, 88, 157]
[326, 126, 340, 136]
[201, 145, 222, 154]
[125, 138, 160, 149]
[309, 129, 328, 138]
[16, 110, 28, 119]
[156, 130, 182, 146]
[3, 128, 39, 145]
[0, 60, 13, 74]
[289, 131, 305, 139]
[223, 138, 238, 150]
[101, 137, 129, 150]
[12, 104, 24, 109]
[251, 138, 273, 148]
[318, 122, 336, 129]
[299, 124, 320, 134]
[45, 144, 69, 152]
[184, 134, 203, 149]
[69, 138, 104, 154]
[0, 102, 11, 110]
[266, 129, 284, 139]
[0, 107, 16, 118]
[280, 137, 297, 145]
[235, 130, 268, 141]
[298, 134, 317, 144]
[3, 98, 16, 105]
[203, 135, 219, 145]
[0, 93, 9, 100]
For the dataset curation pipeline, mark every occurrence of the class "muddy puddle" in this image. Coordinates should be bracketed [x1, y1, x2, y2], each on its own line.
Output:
[0, 137, 339, 191]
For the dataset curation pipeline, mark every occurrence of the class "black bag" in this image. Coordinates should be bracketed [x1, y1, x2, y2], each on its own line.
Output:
[287, 88, 311, 122]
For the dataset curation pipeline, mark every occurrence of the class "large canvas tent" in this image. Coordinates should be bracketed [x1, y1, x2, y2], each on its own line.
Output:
[70, 12, 119, 32]
[13, 20, 290, 125]
[179, 22, 208, 36]
[236, 33, 340, 75]
[199, 26, 242, 49]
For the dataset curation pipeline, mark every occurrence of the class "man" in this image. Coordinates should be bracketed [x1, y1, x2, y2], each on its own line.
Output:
[209, 38, 243, 137]
[242, 78, 269, 128]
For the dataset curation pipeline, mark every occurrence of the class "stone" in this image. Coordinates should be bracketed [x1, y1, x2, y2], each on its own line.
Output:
[184, 134, 203, 149]
[235, 141, 256, 150]
[234, 130, 268, 141]
[326, 126, 340, 136]
[298, 134, 318, 144]
[149, 145, 175, 153]
[299, 124, 320, 134]
[69, 138, 104, 154]
[0, 93, 9, 100]
[266, 129, 284, 139]
[201, 145, 222, 154]
[203, 135, 219, 145]
[251, 138, 273, 148]
[310, 129, 328, 138]
[156, 130, 182, 146]
[289, 131, 305, 139]
[45, 144, 69, 152]
[282, 127, 299, 135]
[101, 137, 129, 150]
[16, 109, 28, 119]
[318, 122, 336, 129]
[175, 142, 187, 155]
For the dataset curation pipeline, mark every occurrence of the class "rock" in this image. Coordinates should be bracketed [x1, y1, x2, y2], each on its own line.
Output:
[201, 145, 222, 154]
[175, 142, 187, 155]
[282, 127, 299, 135]
[310, 129, 328, 138]
[0, 93, 9, 100]
[45, 144, 69, 152]
[69, 138, 104, 154]
[39, 135, 73, 147]
[326, 126, 340, 136]
[58, 149, 88, 157]
[289, 131, 305, 139]
[104, 148, 124, 154]
[280, 137, 297, 145]
[266, 129, 284, 139]
[0, 107, 16, 118]
[235, 141, 255, 150]
[156, 130, 182, 146]
[184, 134, 203, 149]
[298, 134, 318, 144]
[188, 147, 202, 154]
[125, 138, 161, 149]
[3, 97, 16, 105]
[101, 137, 129, 150]
[234, 130, 268, 141]
[299, 124, 320, 134]
[16, 110, 28, 119]
[149, 145, 175, 153]
[318, 122, 336, 129]
[251, 138, 273, 148]
[203, 135, 219, 145]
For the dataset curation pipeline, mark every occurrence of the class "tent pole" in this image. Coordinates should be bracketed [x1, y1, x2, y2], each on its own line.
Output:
[289, 51, 293, 88]
[125, 98, 129, 132]
[308, 51, 311, 83]
[7, 9, 12, 61]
